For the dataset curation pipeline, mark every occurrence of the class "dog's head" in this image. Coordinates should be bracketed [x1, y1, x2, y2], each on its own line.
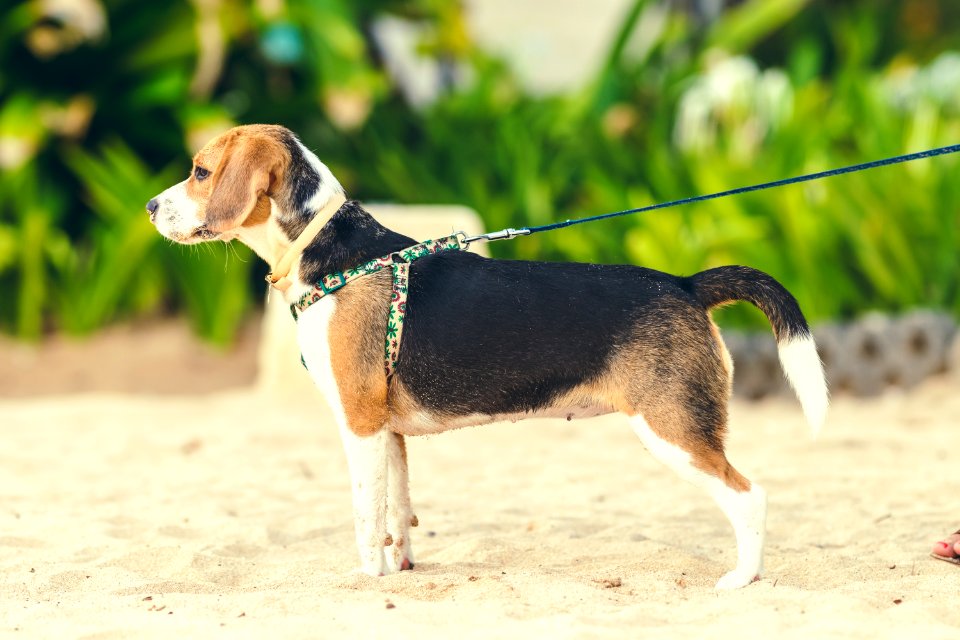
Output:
[146, 124, 340, 244]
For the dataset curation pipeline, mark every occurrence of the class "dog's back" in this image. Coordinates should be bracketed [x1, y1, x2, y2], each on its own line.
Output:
[396, 252, 825, 435]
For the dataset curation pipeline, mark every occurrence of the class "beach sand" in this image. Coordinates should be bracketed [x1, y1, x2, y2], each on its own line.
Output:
[2, 375, 959, 638]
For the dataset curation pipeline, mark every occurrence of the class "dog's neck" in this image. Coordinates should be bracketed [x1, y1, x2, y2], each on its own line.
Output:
[231, 198, 415, 303]
[227, 140, 415, 300]
[226, 138, 348, 277]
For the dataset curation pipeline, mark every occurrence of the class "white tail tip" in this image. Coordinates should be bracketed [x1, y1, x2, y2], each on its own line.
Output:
[777, 334, 829, 436]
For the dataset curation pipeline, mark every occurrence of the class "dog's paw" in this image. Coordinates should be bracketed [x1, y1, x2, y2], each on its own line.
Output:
[355, 549, 389, 577]
[385, 555, 414, 573]
[384, 537, 415, 573]
[715, 570, 761, 590]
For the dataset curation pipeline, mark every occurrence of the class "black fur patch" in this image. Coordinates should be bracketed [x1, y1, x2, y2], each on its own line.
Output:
[298, 201, 415, 287]
[397, 252, 695, 416]
[689, 266, 810, 342]
[274, 131, 324, 239]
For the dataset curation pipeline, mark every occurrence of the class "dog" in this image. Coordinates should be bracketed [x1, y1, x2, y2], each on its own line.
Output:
[147, 124, 827, 589]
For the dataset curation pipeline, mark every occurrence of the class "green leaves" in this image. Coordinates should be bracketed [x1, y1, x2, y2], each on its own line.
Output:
[164, 243, 255, 347]
[0, 0, 456, 344]
[0, 0, 957, 344]
[0, 165, 64, 340]
[706, 0, 812, 54]
[62, 140, 256, 346]
[58, 141, 177, 336]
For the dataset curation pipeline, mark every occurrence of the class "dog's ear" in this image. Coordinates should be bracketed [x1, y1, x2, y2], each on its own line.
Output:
[204, 133, 285, 232]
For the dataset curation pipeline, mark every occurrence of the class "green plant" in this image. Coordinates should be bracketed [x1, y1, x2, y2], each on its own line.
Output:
[0, 0, 957, 344]
[346, 0, 960, 328]
[0, 0, 459, 344]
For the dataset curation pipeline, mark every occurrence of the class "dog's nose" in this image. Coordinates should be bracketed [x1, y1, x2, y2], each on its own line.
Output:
[146, 198, 159, 222]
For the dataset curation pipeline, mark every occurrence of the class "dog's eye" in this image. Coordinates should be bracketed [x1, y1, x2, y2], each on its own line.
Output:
[194, 166, 210, 181]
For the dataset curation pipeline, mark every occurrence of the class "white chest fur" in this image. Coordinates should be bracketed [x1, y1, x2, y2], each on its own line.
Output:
[295, 296, 347, 426]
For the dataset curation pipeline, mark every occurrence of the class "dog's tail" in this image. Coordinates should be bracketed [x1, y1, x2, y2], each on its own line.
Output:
[688, 266, 828, 435]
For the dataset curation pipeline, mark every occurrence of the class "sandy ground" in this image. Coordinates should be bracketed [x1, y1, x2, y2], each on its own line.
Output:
[0, 321, 258, 397]
[2, 369, 959, 639]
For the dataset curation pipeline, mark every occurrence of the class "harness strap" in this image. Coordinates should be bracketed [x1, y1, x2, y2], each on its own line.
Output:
[385, 262, 409, 376]
[291, 234, 463, 379]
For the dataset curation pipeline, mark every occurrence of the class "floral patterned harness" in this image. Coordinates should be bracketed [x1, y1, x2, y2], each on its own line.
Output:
[290, 234, 464, 379]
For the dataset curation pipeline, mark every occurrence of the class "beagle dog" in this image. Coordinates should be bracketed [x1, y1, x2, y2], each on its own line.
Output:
[147, 124, 827, 589]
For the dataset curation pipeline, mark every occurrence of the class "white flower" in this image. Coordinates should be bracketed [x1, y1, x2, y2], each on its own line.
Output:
[884, 51, 960, 112]
[674, 55, 794, 157]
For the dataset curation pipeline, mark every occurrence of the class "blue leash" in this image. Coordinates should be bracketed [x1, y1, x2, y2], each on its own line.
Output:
[461, 143, 960, 245]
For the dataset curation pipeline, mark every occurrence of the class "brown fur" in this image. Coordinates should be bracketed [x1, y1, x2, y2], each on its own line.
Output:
[709, 320, 734, 379]
[188, 125, 291, 231]
[385, 379, 430, 431]
[243, 195, 273, 227]
[608, 307, 750, 492]
[693, 448, 751, 491]
[328, 272, 395, 437]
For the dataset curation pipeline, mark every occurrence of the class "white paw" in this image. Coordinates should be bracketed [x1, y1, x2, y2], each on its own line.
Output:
[357, 549, 389, 576]
[384, 536, 415, 573]
[384, 546, 402, 573]
[715, 569, 760, 590]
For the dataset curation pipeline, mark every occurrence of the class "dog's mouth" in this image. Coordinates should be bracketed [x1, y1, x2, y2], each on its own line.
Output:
[166, 226, 220, 244]
[192, 226, 219, 240]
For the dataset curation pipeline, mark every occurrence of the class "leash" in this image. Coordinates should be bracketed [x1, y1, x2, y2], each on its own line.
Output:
[459, 144, 960, 246]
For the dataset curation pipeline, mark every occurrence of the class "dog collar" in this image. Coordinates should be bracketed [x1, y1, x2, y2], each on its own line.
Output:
[266, 192, 349, 292]
[291, 234, 464, 379]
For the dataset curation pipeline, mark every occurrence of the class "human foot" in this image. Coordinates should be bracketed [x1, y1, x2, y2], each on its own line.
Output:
[932, 530, 960, 563]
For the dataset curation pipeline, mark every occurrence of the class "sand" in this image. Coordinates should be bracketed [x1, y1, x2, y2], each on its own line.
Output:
[0, 321, 258, 398]
[2, 375, 959, 639]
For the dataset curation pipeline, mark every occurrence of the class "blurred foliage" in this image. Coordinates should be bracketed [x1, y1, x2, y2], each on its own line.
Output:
[1, 0, 958, 344]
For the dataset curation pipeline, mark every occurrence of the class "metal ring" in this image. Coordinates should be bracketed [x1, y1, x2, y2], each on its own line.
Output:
[455, 230, 474, 247]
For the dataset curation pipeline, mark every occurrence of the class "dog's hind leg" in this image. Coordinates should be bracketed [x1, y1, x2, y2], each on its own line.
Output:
[628, 410, 767, 590]
[338, 424, 390, 576]
[385, 432, 416, 572]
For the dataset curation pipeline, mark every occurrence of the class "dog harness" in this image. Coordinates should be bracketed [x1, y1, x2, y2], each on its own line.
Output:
[290, 234, 464, 378]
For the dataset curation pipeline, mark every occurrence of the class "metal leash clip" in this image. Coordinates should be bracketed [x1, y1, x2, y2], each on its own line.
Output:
[458, 227, 531, 248]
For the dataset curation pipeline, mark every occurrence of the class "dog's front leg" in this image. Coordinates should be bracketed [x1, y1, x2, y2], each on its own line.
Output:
[296, 296, 393, 575]
[338, 424, 390, 576]
[385, 432, 415, 572]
